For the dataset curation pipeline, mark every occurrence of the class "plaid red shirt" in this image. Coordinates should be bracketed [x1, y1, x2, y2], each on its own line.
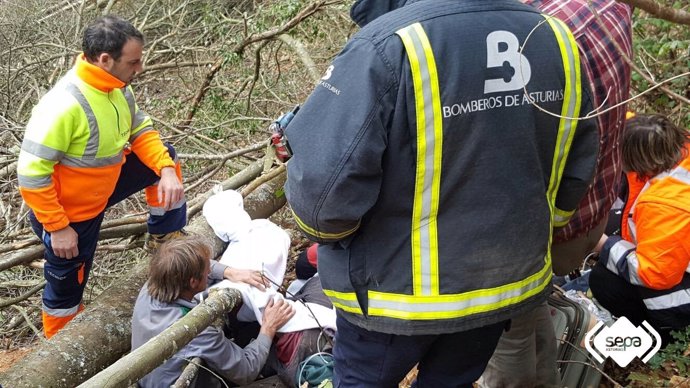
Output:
[527, 0, 633, 242]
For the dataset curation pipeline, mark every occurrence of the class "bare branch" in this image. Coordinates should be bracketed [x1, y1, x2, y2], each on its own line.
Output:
[0, 282, 46, 309]
[616, 0, 690, 25]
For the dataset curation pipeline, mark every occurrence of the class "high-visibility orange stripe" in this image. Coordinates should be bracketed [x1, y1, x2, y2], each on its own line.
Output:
[74, 54, 125, 92]
[77, 263, 85, 285]
[42, 304, 84, 339]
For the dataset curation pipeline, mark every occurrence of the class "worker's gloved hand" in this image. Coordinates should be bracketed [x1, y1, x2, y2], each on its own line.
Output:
[270, 105, 300, 162]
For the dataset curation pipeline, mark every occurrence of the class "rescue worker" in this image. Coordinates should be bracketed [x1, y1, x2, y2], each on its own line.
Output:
[131, 236, 294, 388]
[17, 15, 186, 338]
[590, 114, 690, 335]
[285, 0, 599, 386]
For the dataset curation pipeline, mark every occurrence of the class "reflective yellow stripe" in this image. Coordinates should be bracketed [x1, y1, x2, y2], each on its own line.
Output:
[553, 207, 575, 227]
[397, 23, 443, 296]
[544, 16, 582, 233]
[323, 260, 551, 320]
[291, 209, 360, 240]
[323, 289, 363, 314]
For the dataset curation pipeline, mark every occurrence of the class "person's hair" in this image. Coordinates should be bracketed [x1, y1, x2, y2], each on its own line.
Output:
[147, 235, 211, 303]
[623, 114, 690, 179]
[82, 15, 144, 61]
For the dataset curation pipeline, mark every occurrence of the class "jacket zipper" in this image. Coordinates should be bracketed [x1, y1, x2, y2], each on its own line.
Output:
[108, 91, 121, 135]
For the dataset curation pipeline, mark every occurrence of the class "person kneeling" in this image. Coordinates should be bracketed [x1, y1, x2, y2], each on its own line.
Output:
[131, 235, 295, 388]
[591, 114, 690, 338]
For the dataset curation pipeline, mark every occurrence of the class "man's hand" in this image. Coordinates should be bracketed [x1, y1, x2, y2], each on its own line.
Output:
[259, 298, 296, 338]
[51, 226, 79, 259]
[223, 268, 269, 291]
[158, 167, 184, 210]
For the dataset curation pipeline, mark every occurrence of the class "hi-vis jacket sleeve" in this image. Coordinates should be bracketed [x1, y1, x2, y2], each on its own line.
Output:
[599, 202, 690, 290]
[285, 37, 394, 243]
[17, 98, 77, 232]
[552, 81, 599, 228]
[126, 86, 175, 175]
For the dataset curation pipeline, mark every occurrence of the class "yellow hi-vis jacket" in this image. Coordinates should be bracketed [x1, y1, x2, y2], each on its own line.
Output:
[286, 0, 599, 335]
[17, 54, 175, 232]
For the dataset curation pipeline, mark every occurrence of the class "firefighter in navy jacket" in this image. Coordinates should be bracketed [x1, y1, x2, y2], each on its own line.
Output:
[285, 0, 598, 385]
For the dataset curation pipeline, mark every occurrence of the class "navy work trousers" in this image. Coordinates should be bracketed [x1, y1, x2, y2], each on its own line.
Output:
[30, 144, 186, 319]
[333, 313, 506, 388]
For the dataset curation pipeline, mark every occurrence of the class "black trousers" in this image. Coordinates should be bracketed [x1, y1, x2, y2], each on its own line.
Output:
[590, 264, 690, 344]
[333, 314, 506, 388]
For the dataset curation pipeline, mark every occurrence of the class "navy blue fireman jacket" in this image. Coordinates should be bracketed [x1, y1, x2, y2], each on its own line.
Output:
[286, 0, 598, 335]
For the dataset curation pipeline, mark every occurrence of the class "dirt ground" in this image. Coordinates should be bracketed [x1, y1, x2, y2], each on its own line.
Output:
[0, 347, 32, 373]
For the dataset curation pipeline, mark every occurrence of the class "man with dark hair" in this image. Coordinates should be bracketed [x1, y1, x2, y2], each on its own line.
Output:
[285, 0, 599, 385]
[82, 15, 144, 62]
[17, 15, 186, 338]
[131, 236, 294, 388]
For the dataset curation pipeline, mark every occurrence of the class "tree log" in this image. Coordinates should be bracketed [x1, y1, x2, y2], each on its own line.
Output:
[0, 170, 287, 388]
[78, 288, 243, 388]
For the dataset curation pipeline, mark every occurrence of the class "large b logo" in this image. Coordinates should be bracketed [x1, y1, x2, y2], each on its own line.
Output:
[483, 31, 531, 94]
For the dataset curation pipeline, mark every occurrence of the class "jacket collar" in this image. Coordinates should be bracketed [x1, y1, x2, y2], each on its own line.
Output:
[75, 53, 126, 92]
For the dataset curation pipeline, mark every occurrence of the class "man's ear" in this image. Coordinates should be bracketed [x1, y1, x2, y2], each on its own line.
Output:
[94, 52, 114, 70]
[188, 277, 200, 291]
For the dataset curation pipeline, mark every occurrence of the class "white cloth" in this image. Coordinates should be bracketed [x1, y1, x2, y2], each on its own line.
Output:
[203, 189, 251, 243]
[204, 190, 336, 332]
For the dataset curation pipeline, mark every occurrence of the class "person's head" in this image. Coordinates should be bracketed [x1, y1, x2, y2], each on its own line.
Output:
[147, 236, 212, 303]
[623, 114, 690, 179]
[82, 15, 144, 84]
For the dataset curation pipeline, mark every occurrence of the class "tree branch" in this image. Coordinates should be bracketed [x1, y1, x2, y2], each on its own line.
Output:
[78, 288, 242, 388]
[616, 0, 690, 25]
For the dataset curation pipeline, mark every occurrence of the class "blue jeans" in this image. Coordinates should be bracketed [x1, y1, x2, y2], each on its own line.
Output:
[333, 313, 506, 388]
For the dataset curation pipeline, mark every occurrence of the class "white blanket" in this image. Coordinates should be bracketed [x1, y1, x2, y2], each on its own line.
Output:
[203, 190, 336, 332]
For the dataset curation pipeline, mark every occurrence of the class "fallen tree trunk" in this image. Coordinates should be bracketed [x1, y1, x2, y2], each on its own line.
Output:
[0, 169, 287, 388]
[78, 288, 243, 388]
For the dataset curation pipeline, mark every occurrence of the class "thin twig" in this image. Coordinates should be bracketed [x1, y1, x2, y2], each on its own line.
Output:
[177, 141, 266, 160]
[11, 305, 46, 343]
[0, 281, 46, 309]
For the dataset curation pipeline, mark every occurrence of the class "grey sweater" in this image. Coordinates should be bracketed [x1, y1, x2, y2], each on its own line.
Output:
[131, 260, 272, 387]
